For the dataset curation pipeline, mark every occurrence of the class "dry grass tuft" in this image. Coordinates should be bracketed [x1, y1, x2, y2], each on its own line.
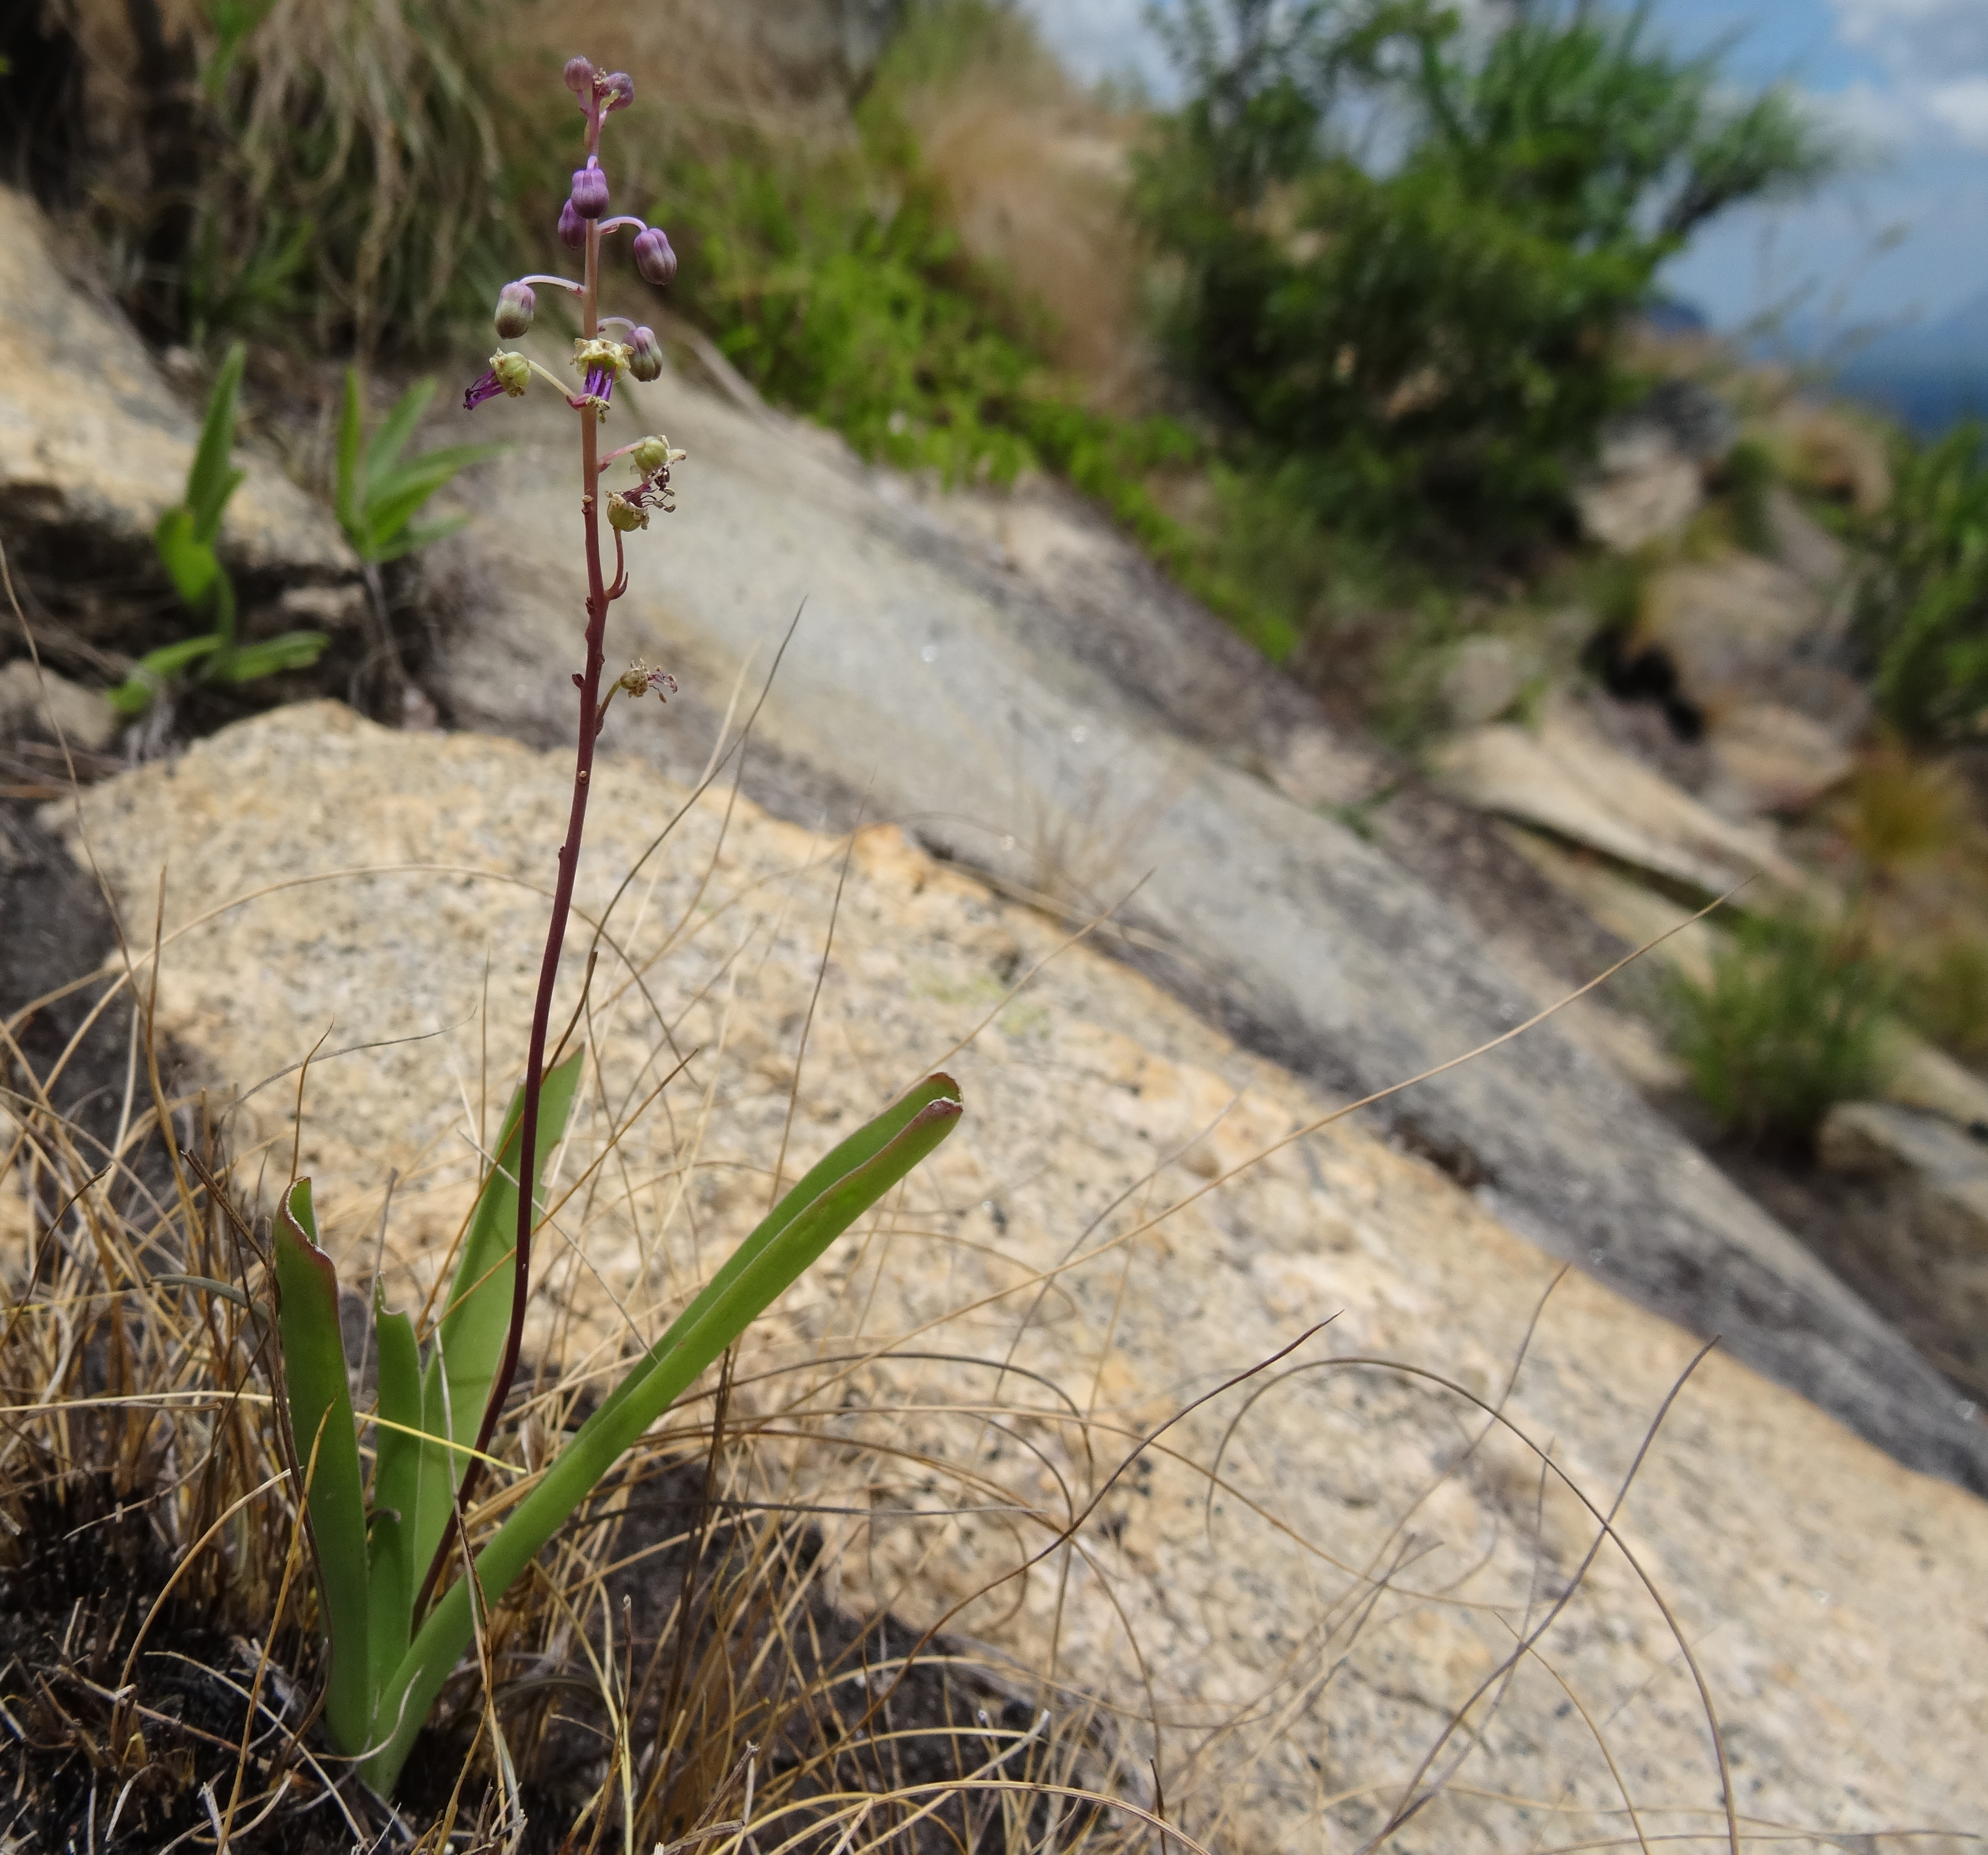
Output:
[879, 6, 1151, 408]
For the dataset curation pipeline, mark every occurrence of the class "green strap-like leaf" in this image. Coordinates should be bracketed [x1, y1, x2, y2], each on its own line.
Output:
[362, 1077, 963, 1794]
[335, 367, 365, 543]
[367, 1299, 421, 1705]
[359, 444, 504, 560]
[208, 630, 329, 684]
[272, 1179, 372, 1755]
[187, 342, 248, 544]
[365, 378, 438, 496]
[153, 508, 221, 610]
[437, 1051, 585, 1482]
[373, 512, 471, 565]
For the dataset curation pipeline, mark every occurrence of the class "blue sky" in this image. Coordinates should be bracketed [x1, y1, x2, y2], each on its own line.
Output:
[1022, 0, 1988, 343]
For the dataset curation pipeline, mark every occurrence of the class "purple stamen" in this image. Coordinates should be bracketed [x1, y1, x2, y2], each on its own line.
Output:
[585, 364, 614, 408]
[463, 369, 506, 411]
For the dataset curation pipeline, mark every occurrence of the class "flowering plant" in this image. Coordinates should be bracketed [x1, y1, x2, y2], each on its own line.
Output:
[265, 58, 961, 1798]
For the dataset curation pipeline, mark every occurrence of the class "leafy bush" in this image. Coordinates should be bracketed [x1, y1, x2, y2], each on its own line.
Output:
[1670, 913, 1893, 1150]
[1855, 419, 1988, 746]
[1133, 0, 1831, 546]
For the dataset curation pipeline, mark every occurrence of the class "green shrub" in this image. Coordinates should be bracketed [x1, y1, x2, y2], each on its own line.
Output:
[1133, 0, 1831, 547]
[1855, 419, 1988, 746]
[1670, 914, 1893, 1150]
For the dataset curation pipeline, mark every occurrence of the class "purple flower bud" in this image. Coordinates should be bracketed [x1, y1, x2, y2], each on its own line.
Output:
[494, 279, 536, 339]
[563, 56, 596, 97]
[558, 198, 585, 250]
[601, 71, 635, 111]
[571, 157, 609, 220]
[628, 326, 664, 382]
[632, 225, 677, 288]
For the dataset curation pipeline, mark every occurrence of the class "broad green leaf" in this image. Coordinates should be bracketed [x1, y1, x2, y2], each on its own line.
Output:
[209, 629, 328, 684]
[187, 342, 248, 543]
[273, 1179, 372, 1755]
[437, 1050, 585, 1481]
[335, 367, 365, 542]
[364, 1076, 963, 1794]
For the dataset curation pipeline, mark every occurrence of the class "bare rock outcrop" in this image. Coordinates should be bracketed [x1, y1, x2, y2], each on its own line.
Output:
[416, 346, 1988, 1491]
[47, 703, 1988, 1855]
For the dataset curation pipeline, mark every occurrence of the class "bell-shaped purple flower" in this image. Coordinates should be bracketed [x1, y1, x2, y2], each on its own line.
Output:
[563, 56, 596, 97]
[571, 157, 610, 220]
[558, 198, 586, 250]
[632, 225, 677, 288]
[628, 326, 664, 382]
[464, 351, 531, 410]
[494, 280, 536, 339]
[601, 71, 635, 111]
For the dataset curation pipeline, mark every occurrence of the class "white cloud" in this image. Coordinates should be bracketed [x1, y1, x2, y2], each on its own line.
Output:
[1827, 0, 1988, 157]
[1928, 76, 1988, 151]
[1832, 0, 1988, 73]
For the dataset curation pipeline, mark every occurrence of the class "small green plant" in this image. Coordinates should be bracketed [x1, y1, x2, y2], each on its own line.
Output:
[1670, 913, 1893, 1149]
[334, 368, 501, 566]
[1855, 418, 1988, 746]
[263, 59, 963, 1799]
[334, 366, 502, 691]
[109, 342, 328, 718]
[277, 1066, 960, 1793]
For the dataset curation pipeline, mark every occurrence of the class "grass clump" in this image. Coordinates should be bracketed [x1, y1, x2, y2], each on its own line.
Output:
[1855, 418, 1988, 748]
[1670, 913, 1893, 1150]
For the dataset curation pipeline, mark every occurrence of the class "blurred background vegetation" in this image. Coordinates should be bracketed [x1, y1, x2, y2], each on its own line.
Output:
[8, 0, 1988, 1150]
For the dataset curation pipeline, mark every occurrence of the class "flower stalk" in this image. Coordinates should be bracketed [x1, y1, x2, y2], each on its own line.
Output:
[416, 56, 663, 1618]
[261, 56, 963, 1797]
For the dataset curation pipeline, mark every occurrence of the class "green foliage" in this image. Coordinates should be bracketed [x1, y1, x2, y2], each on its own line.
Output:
[1855, 419, 1988, 746]
[1670, 913, 1893, 1150]
[335, 369, 500, 564]
[669, 141, 1040, 485]
[110, 343, 327, 717]
[271, 1060, 962, 1796]
[1133, 0, 1832, 545]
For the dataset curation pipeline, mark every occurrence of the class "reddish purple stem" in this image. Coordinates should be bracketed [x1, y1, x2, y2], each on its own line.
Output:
[415, 90, 613, 1624]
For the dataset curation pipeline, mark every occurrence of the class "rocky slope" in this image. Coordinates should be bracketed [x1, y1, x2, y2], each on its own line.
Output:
[39, 701, 1988, 1854]
[415, 327, 1988, 1489]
